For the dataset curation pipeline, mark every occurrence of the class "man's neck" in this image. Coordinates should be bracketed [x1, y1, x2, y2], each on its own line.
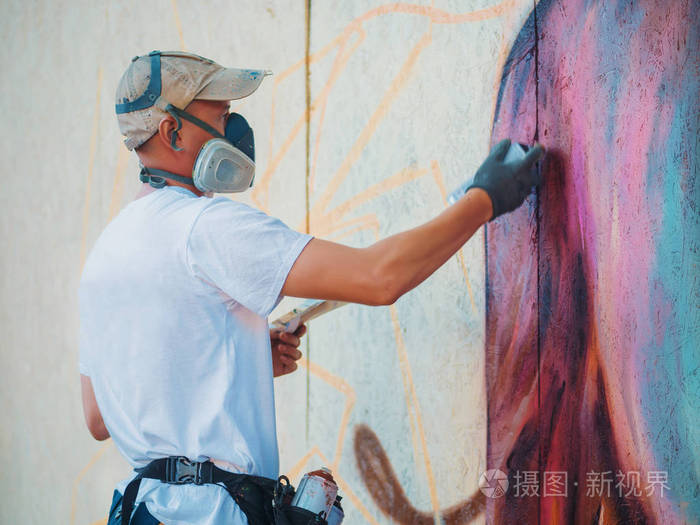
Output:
[167, 180, 205, 197]
[134, 182, 206, 201]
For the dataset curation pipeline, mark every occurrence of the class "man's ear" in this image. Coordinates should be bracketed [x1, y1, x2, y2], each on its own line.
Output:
[157, 115, 182, 151]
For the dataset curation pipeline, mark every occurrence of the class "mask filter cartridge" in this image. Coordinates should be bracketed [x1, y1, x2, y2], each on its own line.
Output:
[192, 112, 256, 193]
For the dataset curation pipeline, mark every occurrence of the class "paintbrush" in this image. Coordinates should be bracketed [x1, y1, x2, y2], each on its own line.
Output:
[270, 299, 348, 333]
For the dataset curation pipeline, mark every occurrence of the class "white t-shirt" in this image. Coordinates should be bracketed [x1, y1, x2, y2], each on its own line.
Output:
[79, 185, 312, 524]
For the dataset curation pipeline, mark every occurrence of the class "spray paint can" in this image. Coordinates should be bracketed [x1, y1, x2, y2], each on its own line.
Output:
[326, 495, 345, 525]
[291, 467, 338, 519]
[447, 142, 530, 205]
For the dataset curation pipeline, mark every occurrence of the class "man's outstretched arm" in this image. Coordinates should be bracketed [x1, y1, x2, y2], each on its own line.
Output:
[282, 188, 492, 305]
[282, 139, 544, 306]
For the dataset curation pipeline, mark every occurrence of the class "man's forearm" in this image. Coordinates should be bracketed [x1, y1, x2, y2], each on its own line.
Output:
[366, 188, 493, 302]
[283, 141, 542, 306]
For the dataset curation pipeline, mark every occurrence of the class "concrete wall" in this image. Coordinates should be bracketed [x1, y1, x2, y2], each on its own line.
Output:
[0, 1, 533, 523]
[2, 1, 696, 524]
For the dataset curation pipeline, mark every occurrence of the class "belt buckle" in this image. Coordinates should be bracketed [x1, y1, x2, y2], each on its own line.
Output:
[166, 456, 203, 485]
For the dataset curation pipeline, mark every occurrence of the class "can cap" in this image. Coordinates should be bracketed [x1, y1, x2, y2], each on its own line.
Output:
[310, 467, 336, 483]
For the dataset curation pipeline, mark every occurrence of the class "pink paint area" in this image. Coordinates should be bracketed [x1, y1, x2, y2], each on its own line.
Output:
[487, 0, 696, 522]
[551, 0, 679, 490]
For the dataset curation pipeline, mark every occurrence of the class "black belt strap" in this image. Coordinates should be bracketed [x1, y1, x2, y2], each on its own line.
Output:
[120, 456, 250, 525]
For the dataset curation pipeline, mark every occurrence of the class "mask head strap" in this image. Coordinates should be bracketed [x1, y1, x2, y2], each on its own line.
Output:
[139, 165, 196, 189]
[164, 105, 184, 151]
[164, 104, 227, 148]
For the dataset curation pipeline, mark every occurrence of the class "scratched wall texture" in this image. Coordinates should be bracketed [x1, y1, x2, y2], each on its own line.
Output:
[487, 0, 699, 524]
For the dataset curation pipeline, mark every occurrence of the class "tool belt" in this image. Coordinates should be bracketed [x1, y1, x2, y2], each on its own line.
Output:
[120, 456, 327, 525]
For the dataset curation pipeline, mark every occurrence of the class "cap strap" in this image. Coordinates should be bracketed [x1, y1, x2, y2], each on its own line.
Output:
[115, 52, 163, 114]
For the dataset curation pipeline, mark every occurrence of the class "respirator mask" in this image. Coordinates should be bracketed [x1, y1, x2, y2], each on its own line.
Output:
[139, 104, 256, 194]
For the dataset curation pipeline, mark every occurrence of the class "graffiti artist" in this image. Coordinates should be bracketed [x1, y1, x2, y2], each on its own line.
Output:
[78, 50, 544, 524]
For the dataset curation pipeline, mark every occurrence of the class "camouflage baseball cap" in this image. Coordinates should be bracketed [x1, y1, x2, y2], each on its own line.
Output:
[115, 50, 271, 150]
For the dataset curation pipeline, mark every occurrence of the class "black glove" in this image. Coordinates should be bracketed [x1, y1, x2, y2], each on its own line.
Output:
[468, 139, 545, 221]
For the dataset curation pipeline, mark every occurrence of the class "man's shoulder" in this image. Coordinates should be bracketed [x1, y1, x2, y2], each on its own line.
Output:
[194, 196, 270, 225]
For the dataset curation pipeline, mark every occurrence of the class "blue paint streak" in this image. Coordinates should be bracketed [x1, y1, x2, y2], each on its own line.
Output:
[643, 87, 700, 519]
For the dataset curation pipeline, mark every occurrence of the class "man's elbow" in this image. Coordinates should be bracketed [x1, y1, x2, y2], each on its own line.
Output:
[87, 417, 110, 441]
[373, 284, 401, 306]
[81, 374, 110, 441]
[360, 243, 411, 306]
[85, 412, 110, 441]
[369, 268, 404, 306]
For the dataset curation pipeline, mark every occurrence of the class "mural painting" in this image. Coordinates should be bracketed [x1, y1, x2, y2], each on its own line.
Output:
[487, 0, 699, 523]
[354, 0, 699, 523]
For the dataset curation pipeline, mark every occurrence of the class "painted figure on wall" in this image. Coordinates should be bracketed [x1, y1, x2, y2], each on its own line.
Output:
[487, 0, 699, 523]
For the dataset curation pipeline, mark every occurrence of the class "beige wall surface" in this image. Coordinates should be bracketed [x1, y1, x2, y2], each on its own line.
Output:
[0, 1, 532, 523]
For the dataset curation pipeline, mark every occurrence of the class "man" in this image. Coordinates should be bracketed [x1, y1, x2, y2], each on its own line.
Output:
[79, 51, 543, 525]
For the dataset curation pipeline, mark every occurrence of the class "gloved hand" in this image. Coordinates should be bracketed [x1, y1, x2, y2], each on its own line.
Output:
[468, 138, 545, 221]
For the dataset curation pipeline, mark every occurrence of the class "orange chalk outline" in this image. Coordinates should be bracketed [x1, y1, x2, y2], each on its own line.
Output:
[312, 166, 429, 236]
[70, 442, 112, 524]
[170, 0, 186, 51]
[327, 214, 380, 242]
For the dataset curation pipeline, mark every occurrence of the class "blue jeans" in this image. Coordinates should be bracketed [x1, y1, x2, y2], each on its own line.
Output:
[107, 489, 161, 525]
